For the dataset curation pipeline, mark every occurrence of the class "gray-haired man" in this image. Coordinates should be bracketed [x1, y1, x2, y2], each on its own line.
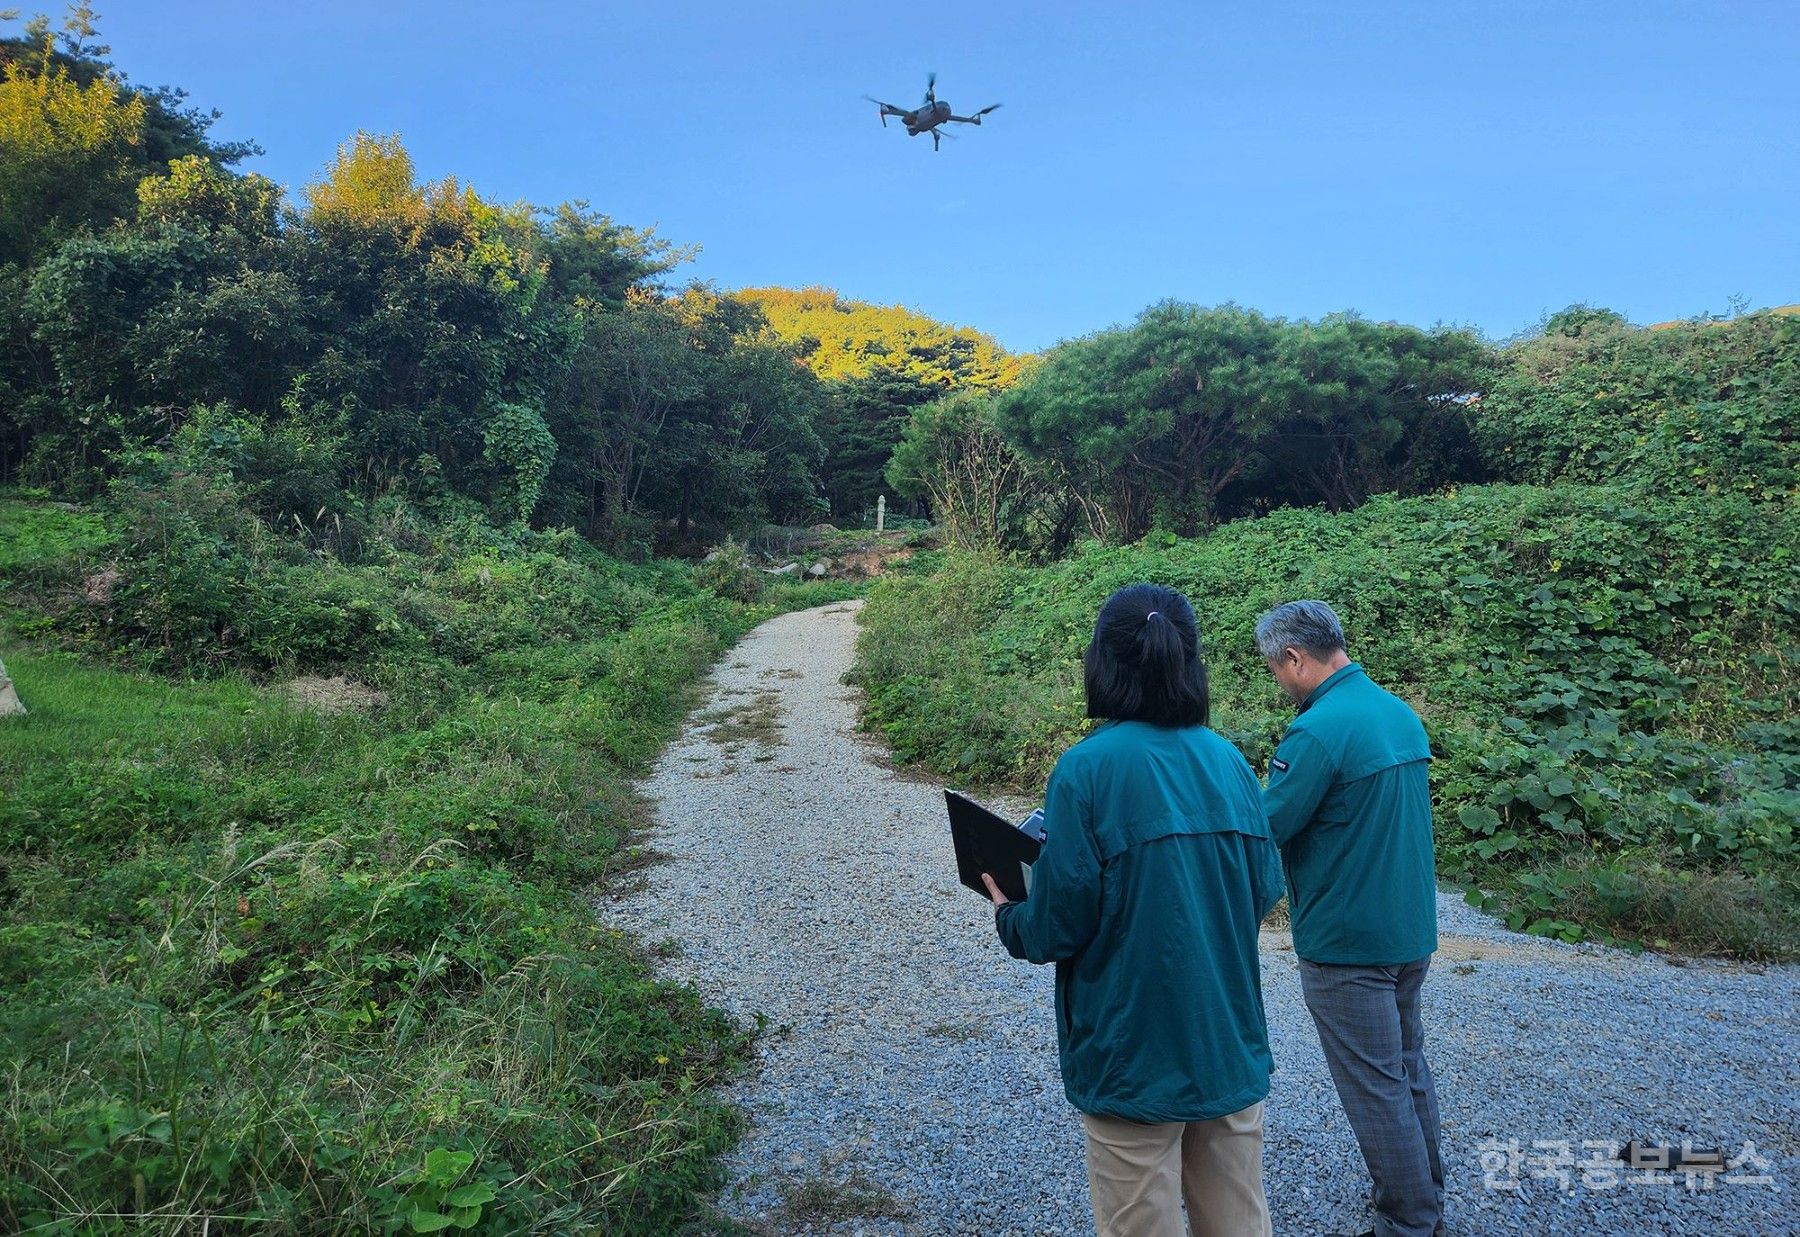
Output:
[1256, 600, 1444, 1237]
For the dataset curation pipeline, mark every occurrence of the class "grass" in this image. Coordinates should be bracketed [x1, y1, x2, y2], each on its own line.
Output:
[698, 691, 785, 750]
[773, 1170, 913, 1226]
[0, 629, 751, 1233]
[0, 493, 867, 1234]
[1508, 849, 1799, 961]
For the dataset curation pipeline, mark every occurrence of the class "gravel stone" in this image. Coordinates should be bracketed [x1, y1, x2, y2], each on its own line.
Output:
[606, 603, 1799, 1235]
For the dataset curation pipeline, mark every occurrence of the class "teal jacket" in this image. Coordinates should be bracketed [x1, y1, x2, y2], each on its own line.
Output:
[1263, 663, 1438, 966]
[994, 721, 1284, 1123]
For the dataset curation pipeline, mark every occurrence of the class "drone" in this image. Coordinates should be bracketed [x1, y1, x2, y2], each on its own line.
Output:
[863, 73, 1001, 151]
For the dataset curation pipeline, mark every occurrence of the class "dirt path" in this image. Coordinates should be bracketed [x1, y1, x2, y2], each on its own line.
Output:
[609, 602, 1799, 1236]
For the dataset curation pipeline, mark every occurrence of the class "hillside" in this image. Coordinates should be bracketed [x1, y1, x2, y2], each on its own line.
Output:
[0, 479, 856, 1230]
[851, 483, 1799, 959]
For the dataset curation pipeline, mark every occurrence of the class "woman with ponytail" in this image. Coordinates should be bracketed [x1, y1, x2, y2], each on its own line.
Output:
[986, 583, 1282, 1237]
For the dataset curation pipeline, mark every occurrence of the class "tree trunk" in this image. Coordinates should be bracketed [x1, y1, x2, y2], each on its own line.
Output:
[0, 656, 25, 718]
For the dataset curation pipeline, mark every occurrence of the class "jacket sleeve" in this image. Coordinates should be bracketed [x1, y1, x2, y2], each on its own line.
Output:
[1262, 729, 1334, 847]
[1249, 830, 1286, 922]
[994, 761, 1101, 964]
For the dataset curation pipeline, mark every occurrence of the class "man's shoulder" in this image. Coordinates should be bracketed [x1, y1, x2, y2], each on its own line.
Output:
[1314, 670, 1423, 725]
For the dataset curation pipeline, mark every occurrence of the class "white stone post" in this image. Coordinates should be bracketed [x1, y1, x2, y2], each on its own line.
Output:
[876, 494, 886, 533]
[0, 656, 24, 718]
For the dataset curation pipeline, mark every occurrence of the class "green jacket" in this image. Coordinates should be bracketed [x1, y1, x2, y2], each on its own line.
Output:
[994, 721, 1284, 1123]
[1263, 663, 1438, 966]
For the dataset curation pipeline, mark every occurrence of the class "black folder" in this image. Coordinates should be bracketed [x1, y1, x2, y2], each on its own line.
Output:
[946, 790, 1043, 903]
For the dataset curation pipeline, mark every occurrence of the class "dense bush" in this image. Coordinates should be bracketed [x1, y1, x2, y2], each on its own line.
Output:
[851, 484, 1799, 958]
[1475, 308, 1799, 503]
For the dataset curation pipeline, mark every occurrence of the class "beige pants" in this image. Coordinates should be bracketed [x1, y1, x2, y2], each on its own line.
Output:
[1081, 1101, 1274, 1237]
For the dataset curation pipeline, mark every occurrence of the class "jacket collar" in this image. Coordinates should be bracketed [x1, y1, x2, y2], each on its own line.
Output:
[1300, 662, 1364, 713]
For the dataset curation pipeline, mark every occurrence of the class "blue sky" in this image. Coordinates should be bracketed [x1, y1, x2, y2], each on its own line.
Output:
[83, 1, 1800, 353]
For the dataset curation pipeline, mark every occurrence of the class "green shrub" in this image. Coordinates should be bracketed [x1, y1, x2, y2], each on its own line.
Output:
[692, 537, 764, 604]
[1477, 309, 1799, 504]
[851, 483, 1799, 957]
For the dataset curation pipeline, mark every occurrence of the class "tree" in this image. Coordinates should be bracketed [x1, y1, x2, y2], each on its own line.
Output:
[556, 293, 703, 546]
[817, 369, 942, 522]
[21, 224, 212, 481]
[1541, 303, 1628, 339]
[1, 6, 257, 265]
[1251, 315, 1491, 513]
[993, 302, 1301, 539]
[17, 154, 297, 484]
[738, 285, 1020, 389]
[301, 131, 426, 230]
[0, 25, 146, 265]
[564, 288, 827, 544]
[291, 133, 560, 498]
[887, 391, 1077, 556]
[137, 153, 277, 235]
[539, 201, 692, 309]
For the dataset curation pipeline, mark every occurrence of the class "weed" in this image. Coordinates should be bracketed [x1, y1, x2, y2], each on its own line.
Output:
[699, 691, 784, 749]
[775, 1169, 912, 1226]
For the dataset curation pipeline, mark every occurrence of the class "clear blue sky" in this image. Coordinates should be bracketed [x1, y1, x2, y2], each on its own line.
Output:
[88, 1, 1800, 353]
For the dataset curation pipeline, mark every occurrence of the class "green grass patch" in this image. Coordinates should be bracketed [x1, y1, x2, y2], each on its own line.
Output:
[0, 488, 853, 1232]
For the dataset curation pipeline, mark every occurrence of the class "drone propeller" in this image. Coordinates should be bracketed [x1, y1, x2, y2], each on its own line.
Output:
[863, 94, 901, 126]
[924, 71, 936, 105]
[971, 103, 1002, 118]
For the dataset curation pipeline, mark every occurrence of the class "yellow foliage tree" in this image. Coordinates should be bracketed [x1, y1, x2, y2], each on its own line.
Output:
[0, 32, 145, 262]
[302, 131, 428, 231]
[737, 285, 1021, 390]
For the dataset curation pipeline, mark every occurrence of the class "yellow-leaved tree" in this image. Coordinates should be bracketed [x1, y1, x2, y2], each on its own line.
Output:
[0, 22, 146, 264]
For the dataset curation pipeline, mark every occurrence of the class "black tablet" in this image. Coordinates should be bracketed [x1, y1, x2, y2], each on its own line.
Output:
[945, 790, 1043, 903]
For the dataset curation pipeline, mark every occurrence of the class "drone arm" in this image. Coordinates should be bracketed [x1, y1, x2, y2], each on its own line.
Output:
[863, 96, 905, 127]
[949, 103, 1003, 125]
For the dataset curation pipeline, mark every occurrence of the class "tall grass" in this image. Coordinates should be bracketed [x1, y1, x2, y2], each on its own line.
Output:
[0, 495, 857, 1233]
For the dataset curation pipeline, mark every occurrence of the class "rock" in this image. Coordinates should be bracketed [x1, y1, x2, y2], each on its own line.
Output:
[807, 559, 831, 578]
[0, 655, 24, 718]
[763, 562, 801, 576]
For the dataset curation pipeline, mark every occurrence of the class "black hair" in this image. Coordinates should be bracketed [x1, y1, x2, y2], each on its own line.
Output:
[1082, 582, 1210, 728]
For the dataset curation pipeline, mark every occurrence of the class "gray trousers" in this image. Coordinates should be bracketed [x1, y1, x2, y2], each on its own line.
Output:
[1298, 957, 1445, 1237]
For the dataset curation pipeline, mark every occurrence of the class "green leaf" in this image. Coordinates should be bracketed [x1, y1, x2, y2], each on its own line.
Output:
[422, 1148, 473, 1185]
[443, 1183, 495, 1208]
[1457, 804, 1501, 835]
[410, 1209, 456, 1233]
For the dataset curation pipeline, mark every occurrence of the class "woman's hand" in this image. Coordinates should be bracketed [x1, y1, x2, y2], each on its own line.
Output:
[980, 873, 1011, 906]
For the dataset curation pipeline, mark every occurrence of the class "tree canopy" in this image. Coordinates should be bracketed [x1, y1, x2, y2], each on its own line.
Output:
[738, 284, 1020, 389]
[909, 302, 1493, 551]
[0, 11, 837, 549]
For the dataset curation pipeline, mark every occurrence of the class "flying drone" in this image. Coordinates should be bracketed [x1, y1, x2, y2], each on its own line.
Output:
[863, 73, 1001, 151]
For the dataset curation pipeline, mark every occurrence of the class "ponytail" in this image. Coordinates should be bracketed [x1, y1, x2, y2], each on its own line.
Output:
[1140, 609, 1189, 718]
[1083, 584, 1211, 727]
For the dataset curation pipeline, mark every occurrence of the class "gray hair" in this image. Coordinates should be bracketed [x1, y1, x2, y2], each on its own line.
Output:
[1255, 600, 1347, 660]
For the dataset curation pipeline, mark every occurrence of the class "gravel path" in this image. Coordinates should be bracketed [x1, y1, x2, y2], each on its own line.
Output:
[607, 602, 1799, 1236]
